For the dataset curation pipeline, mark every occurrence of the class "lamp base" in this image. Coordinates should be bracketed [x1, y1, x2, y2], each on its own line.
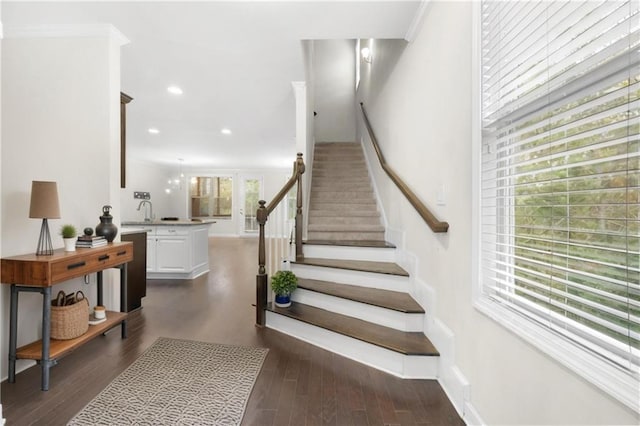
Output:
[36, 218, 54, 256]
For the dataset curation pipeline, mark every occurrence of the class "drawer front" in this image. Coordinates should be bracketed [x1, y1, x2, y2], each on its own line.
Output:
[51, 245, 133, 284]
[156, 226, 189, 236]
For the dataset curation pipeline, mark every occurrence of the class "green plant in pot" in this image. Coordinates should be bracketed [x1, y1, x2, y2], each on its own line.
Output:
[60, 224, 78, 252]
[270, 270, 298, 308]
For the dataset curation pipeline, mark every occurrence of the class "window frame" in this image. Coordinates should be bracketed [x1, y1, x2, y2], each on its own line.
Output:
[189, 175, 233, 220]
[470, 0, 640, 412]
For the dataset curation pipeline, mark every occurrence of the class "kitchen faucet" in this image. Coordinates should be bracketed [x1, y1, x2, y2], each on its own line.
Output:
[137, 200, 153, 222]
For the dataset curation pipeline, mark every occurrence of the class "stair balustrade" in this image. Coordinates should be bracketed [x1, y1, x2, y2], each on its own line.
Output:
[256, 153, 305, 326]
[359, 103, 449, 233]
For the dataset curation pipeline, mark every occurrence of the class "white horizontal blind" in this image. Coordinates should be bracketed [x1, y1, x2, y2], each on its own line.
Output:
[481, 0, 640, 374]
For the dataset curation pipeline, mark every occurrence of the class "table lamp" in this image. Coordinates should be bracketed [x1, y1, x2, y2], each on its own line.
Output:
[29, 181, 61, 256]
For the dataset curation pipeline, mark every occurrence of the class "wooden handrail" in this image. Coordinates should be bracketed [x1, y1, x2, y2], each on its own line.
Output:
[255, 153, 305, 326]
[360, 103, 449, 233]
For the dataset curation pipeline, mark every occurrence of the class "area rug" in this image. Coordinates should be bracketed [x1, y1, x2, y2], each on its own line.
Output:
[68, 337, 268, 425]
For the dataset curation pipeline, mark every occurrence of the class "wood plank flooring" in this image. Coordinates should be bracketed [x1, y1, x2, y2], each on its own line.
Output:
[1, 237, 464, 426]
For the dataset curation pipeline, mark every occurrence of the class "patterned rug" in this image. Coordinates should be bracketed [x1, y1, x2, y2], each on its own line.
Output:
[68, 337, 268, 425]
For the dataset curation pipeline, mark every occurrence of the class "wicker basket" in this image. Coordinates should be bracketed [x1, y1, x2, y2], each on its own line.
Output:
[51, 296, 89, 340]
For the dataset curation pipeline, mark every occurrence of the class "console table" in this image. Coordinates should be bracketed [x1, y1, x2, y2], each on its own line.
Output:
[1, 242, 133, 391]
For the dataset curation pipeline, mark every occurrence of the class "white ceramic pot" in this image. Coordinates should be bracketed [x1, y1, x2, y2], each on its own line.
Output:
[63, 237, 76, 252]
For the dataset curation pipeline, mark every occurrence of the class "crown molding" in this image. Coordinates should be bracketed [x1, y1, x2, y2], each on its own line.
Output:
[3, 23, 129, 45]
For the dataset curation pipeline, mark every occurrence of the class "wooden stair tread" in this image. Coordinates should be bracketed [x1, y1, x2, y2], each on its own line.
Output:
[297, 278, 424, 313]
[268, 302, 438, 356]
[304, 240, 396, 248]
[294, 257, 409, 276]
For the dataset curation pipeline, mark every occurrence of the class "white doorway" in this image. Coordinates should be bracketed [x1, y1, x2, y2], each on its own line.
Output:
[238, 175, 263, 236]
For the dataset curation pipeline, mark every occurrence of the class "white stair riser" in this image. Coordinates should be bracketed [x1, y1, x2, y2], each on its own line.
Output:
[303, 244, 396, 262]
[292, 289, 424, 332]
[291, 263, 410, 292]
[266, 311, 438, 379]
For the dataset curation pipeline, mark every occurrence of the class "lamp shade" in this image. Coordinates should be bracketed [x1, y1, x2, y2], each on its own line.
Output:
[29, 181, 61, 219]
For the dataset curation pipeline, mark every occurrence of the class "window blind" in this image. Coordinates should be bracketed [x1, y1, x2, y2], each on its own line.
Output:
[481, 0, 639, 374]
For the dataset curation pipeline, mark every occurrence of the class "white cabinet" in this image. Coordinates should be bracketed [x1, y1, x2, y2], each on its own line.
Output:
[123, 223, 211, 280]
[146, 233, 157, 273]
[190, 226, 209, 271]
[156, 236, 189, 272]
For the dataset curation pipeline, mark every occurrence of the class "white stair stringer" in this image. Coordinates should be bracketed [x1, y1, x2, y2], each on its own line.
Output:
[291, 263, 410, 292]
[266, 310, 439, 379]
[303, 244, 396, 262]
[292, 288, 424, 332]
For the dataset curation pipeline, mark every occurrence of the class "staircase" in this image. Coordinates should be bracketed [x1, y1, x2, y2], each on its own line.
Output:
[307, 142, 386, 243]
[266, 142, 439, 379]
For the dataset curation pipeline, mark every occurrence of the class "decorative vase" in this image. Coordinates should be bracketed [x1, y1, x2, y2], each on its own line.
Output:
[275, 293, 291, 308]
[96, 205, 118, 242]
[63, 237, 76, 252]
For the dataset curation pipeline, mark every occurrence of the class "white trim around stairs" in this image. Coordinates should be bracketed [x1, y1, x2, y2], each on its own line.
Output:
[393, 234, 485, 425]
[266, 310, 439, 379]
[359, 136, 389, 231]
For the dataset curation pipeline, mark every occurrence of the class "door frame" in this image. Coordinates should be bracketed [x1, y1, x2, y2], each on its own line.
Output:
[237, 174, 264, 236]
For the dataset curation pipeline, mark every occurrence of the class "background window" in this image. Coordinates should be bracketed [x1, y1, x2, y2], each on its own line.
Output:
[190, 176, 232, 218]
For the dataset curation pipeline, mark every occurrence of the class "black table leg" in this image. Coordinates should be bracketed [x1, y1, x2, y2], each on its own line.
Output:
[41, 287, 52, 391]
[8, 284, 18, 383]
[120, 264, 128, 338]
[97, 270, 104, 306]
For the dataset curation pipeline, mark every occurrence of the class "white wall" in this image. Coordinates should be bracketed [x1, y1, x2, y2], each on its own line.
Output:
[313, 39, 356, 143]
[357, 2, 638, 425]
[1, 27, 124, 379]
[120, 158, 182, 222]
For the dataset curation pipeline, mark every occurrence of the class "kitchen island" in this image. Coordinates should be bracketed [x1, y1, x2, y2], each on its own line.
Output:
[121, 219, 214, 279]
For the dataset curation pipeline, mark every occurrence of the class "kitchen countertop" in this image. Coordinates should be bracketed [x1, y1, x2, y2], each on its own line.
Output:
[121, 219, 216, 226]
[120, 227, 152, 235]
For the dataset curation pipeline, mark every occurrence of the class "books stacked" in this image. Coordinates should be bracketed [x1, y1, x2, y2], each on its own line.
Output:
[76, 235, 107, 248]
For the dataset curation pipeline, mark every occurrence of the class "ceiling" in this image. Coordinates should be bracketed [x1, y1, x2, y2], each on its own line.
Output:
[3, 1, 422, 170]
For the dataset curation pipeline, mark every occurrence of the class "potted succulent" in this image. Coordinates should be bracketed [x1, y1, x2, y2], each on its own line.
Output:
[270, 270, 298, 308]
[60, 224, 78, 252]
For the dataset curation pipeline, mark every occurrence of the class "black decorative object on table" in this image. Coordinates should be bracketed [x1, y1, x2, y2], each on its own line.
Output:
[96, 205, 118, 242]
[83, 227, 94, 236]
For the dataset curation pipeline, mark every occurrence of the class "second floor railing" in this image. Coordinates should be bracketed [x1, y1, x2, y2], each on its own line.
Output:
[255, 153, 305, 326]
[360, 103, 449, 233]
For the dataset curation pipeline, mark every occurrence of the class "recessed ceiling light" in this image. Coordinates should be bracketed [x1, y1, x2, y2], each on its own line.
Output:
[148, 128, 160, 134]
[221, 128, 232, 135]
[167, 85, 183, 95]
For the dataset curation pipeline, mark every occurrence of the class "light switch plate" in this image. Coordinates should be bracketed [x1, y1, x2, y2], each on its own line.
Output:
[134, 191, 151, 200]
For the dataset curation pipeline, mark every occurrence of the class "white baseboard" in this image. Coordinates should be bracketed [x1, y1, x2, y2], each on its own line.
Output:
[392, 235, 482, 423]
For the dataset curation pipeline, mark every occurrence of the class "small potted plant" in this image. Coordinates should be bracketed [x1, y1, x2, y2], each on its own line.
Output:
[60, 224, 77, 252]
[270, 270, 298, 308]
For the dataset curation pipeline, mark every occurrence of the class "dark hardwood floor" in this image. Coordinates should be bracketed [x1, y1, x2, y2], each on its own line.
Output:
[2, 237, 464, 426]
